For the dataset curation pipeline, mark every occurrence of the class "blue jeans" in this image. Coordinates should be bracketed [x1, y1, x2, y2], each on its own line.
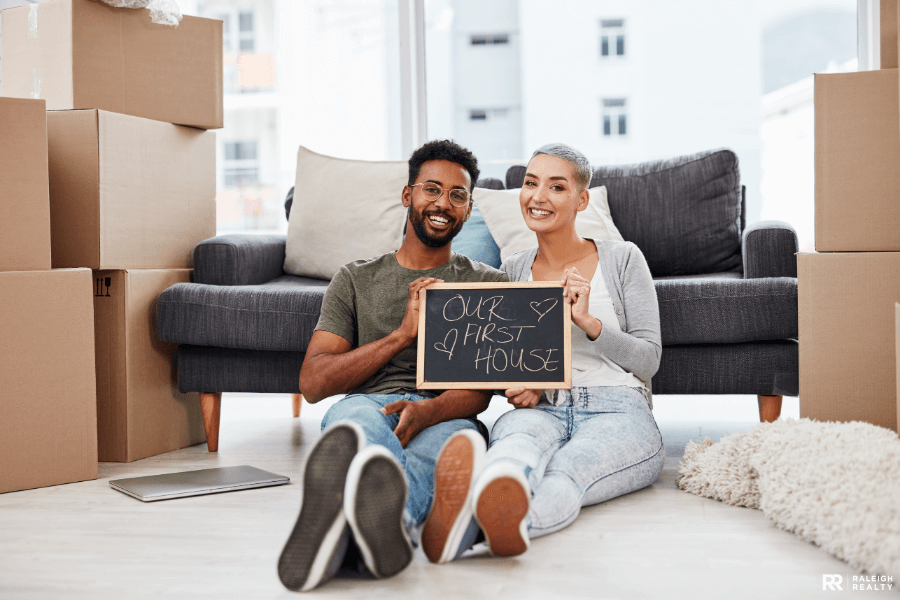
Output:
[485, 386, 664, 538]
[321, 393, 479, 526]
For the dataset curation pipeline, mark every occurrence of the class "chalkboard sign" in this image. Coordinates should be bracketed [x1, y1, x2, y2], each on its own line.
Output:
[416, 282, 572, 390]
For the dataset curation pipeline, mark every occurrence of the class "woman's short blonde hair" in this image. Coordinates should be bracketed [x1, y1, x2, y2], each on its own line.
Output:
[531, 143, 593, 191]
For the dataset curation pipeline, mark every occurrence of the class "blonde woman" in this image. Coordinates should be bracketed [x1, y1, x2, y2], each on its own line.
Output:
[423, 143, 664, 563]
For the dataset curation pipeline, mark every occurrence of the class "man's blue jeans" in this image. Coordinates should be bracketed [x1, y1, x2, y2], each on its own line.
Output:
[321, 393, 479, 525]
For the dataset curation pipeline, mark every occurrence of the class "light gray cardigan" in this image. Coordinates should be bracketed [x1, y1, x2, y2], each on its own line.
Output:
[501, 239, 662, 397]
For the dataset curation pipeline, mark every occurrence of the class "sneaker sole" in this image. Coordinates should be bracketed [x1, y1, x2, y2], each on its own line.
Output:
[277, 424, 361, 592]
[422, 433, 480, 563]
[475, 476, 529, 557]
[346, 453, 413, 578]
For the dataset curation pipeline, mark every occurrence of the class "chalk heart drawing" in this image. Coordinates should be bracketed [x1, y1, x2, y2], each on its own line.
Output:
[530, 298, 558, 322]
[434, 328, 458, 360]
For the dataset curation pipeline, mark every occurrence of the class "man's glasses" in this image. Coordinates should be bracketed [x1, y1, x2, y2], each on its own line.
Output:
[409, 183, 471, 207]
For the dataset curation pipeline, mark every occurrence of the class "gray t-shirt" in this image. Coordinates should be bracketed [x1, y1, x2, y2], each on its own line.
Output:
[315, 251, 508, 397]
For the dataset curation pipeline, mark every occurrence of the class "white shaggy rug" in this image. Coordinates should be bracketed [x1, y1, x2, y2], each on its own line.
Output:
[677, 418, 900, 578]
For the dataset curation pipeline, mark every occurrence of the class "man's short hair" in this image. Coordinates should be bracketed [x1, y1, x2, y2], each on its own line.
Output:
[408, 140, 480, 192]
[531, 143, 593, 191]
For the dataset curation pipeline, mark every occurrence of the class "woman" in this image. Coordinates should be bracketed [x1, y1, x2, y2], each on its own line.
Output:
[423, 143, 664, 563]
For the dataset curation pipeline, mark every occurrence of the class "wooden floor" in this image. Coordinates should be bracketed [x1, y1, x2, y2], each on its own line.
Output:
[0, 394, 888, 600]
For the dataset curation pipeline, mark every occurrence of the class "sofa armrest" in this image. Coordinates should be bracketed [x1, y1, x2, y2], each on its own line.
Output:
[742, 220, 798, 279]
[193, 234, 287, 286]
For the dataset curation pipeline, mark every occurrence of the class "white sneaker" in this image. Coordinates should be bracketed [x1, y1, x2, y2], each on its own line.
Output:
[343, 445, 413, 579]
[277, 421, 365, 592]
[472, 462, 531, 557]
[422, 429, 486, 564]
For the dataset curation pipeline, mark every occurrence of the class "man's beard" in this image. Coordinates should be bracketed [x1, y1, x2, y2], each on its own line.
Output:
[408, 206, 465, 248]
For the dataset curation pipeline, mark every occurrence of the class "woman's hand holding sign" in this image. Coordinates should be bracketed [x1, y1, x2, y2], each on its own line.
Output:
[562, 267, 602, 341]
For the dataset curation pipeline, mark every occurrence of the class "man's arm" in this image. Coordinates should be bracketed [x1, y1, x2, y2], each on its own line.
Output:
[299, 276, 441, 403]
[383, 389, 492, 447]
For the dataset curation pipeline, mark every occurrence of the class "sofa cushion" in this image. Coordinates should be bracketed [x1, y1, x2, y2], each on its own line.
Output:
[474, 185, 624, 261]
[507, 149, 743, 277]
[156, 275, 328, 352]
[284, 146, 408, 280]
[176, 346, 304, 394]
[652, 341, 798, 396]
[655, 277, 798, 345]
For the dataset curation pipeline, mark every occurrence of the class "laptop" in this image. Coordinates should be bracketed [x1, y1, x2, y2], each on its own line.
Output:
[109, 465, 290, 502]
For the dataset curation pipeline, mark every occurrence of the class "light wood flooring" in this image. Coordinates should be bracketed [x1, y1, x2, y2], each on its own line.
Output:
[0, 394, 893, 600]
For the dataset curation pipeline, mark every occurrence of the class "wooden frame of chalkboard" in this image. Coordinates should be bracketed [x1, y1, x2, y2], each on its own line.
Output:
[416, 282, 572, 390]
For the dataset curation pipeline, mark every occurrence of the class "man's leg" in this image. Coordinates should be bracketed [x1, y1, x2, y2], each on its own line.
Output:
[321, 393, 406, 459]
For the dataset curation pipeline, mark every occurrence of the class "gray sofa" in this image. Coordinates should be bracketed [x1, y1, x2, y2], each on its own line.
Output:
[156, 148, 798, 451]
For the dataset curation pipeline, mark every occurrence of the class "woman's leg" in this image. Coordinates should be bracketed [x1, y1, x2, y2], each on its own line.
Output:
[527, 387, 665, 538]
[483, 405, 567, 493]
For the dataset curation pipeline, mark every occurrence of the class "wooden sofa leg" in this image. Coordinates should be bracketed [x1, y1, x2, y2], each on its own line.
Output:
[292, 393, 303, 418]
[200, 392, 222, 452]
[758, 395, 782, 423]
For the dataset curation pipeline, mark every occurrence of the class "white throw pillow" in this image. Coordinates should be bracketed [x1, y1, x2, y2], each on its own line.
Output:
[284, 146, 408, 280]
[474, 185, 624, 262]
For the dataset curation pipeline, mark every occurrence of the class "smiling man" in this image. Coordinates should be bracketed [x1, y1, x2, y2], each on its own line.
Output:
[277, 140, 508, 592]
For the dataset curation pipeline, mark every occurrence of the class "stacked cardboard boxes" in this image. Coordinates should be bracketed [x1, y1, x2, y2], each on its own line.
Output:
[1, 0, 221, 464]
[799, 4, 900, 433]
[0, 97, 98, 493]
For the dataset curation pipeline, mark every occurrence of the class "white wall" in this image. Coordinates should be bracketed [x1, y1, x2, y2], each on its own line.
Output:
[519, 0, 764, 224]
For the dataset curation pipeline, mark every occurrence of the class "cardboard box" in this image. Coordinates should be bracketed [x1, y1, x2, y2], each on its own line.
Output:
[47, 109, 216, 270]
[896, 303, 900, 431]
[799, 252, 900, 432]
[94, 268, 205, 462]
[0, 0, 223, 130]
[884, 0, 898, 69]
[0, 269, 97, 493]
[0, 97, 51, 272]
[815, 69, 900, 252]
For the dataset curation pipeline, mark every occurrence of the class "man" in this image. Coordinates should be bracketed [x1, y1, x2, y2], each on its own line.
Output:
[277, 140, 507, 592]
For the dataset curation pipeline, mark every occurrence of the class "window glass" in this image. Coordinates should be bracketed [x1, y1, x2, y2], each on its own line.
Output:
[186, 0, 403, 234]
[425, 0, 858, 246]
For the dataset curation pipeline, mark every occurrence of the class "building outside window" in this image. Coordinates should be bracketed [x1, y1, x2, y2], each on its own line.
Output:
[470, 34, 509, 45]
[223, 141, 260, 187]
[602, 98, 627, 136]
[600, 19, 625, 57]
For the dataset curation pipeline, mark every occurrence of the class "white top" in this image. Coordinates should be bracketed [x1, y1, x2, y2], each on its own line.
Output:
[530, 263, 646, 390]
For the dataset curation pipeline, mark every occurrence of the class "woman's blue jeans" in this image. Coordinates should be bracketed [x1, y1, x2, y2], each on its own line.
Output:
[322, 393, 479, 526]
[485, 386, 665, 538]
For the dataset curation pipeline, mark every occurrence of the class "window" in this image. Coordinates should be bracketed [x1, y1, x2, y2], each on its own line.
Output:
[471, 34, 509, 45]
[468, 108, 510, 121]
[602, 99, 627, 136]
[238, 11, 255, 53]
[224, 141, 260, 187]
[600, 19, 625, 57]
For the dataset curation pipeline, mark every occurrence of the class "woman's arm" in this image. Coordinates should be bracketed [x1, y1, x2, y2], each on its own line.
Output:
[587, 244, 662, 382]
